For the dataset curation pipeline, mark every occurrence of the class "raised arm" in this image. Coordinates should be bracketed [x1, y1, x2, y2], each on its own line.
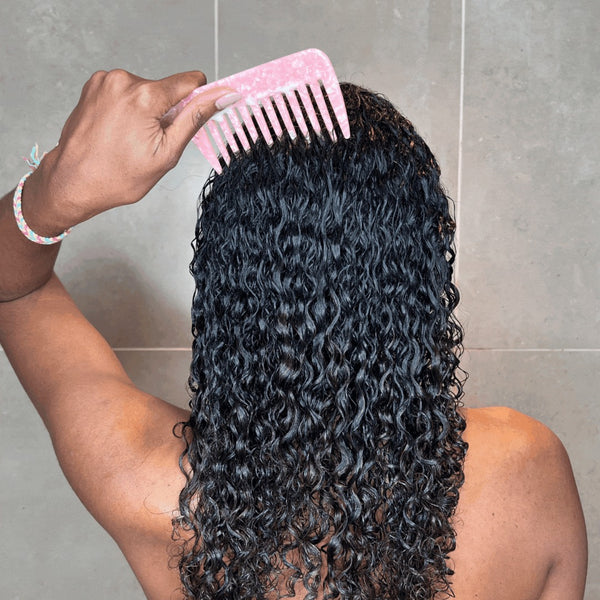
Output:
[0, 70, 239, 544]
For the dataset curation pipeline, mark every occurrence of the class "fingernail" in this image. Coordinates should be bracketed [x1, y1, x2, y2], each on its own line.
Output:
[215, 92, 242, 110]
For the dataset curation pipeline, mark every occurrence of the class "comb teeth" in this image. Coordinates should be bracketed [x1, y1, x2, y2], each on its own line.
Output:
[285, 90, 309, 137]
[296, 84, 322, 136]
[185, 49, 350, 173]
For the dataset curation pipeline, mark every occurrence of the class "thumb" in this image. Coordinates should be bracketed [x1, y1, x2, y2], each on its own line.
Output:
[166, 86, 241, 153]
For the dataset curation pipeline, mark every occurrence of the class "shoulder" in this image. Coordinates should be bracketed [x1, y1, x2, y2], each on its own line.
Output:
[460, 406, 587, 598]
[462, 405, 579, 508]
[463, 405, 563, 459]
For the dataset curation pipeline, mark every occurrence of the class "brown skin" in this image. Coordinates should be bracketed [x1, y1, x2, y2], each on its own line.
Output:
[0, 70, 588, 600]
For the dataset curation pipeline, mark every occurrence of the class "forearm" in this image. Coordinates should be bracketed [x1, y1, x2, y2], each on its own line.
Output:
[0, 163, 68, 302]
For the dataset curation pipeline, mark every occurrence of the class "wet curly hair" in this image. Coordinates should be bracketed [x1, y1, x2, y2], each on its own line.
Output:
[173, 83, 468, 600]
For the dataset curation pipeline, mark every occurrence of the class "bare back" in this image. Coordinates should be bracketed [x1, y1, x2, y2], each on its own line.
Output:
[446, 406, 587, 600]
[113, 404, 587, 600]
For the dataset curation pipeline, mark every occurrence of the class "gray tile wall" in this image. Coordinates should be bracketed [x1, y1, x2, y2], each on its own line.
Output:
[0, 1, 597, 598]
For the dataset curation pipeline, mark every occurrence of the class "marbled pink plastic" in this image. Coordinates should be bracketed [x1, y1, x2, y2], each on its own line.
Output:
[186, 49, 350, 173]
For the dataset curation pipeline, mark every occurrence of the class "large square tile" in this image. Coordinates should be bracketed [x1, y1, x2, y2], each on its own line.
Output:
[459, 0, 600, 348]
[0, 353, 145, 599]
[0, 349, 194, 597]
[1, 0, 215, 349]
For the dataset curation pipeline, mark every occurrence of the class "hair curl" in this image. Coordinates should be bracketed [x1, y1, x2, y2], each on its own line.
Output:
[173, 83, 468, 600]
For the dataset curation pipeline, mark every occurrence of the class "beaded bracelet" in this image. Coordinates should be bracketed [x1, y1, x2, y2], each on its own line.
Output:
[12, 145, 72, 245]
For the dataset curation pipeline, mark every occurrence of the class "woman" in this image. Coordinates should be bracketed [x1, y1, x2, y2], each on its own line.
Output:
[0, 69, 587, 599]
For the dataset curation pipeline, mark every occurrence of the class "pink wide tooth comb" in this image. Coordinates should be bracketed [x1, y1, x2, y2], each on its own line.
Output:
[182, 49, 350, 173]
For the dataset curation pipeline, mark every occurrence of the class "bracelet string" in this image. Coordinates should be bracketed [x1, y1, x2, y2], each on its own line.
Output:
[12, 145, 72, 245]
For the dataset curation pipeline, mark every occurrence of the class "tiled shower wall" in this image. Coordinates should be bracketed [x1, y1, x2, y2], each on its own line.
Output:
[1, 1, 597, 598]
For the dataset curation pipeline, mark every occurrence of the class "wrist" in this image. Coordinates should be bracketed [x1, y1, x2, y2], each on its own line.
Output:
[20, 154, 79, 237]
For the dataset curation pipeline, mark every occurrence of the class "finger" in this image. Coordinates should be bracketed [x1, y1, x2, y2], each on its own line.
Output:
[158, 72, 211, 128]
[159, 70, 207, 107]
[166, 86, 241, 154]
[81, 70, 109, 95]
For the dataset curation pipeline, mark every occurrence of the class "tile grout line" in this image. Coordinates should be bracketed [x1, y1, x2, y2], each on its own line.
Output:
[109, 348, 600, 353]
[465, 348, 600, 353]
[113, 348, 192, 352]
[454, 0, 466, 285]
[214, 0, 219, 80]
[113, 348, 600, 353]
[1, 347, 599, 353]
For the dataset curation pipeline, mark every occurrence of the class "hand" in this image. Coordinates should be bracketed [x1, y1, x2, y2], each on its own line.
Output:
[23, 69, 239, 234]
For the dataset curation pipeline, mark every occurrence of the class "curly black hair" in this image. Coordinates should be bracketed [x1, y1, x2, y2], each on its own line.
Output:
[173, 83, 468, 600]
